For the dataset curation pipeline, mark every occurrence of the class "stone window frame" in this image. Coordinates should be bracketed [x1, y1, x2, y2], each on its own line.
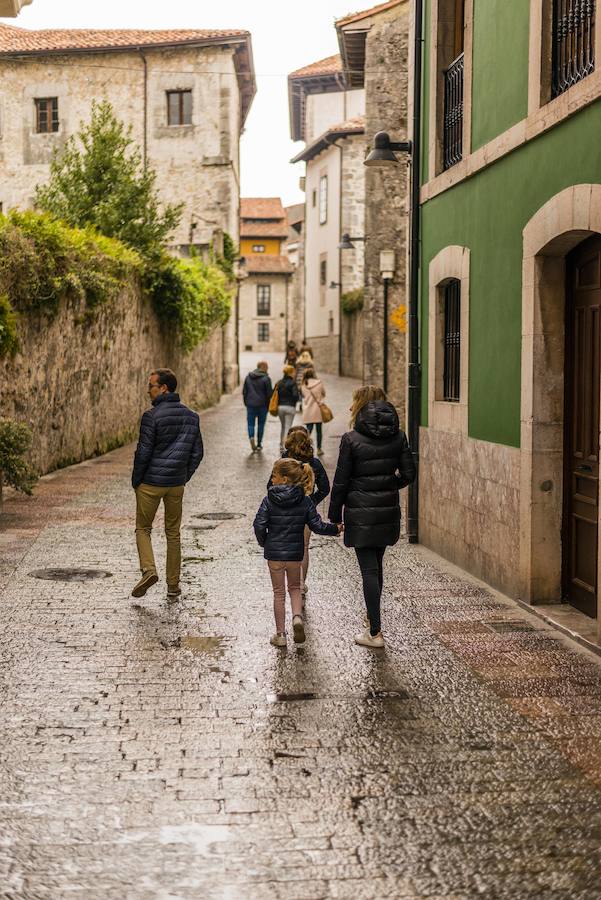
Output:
[166, 89, 193, 127]
[257, 321, 270, 343]
[319, 173, 328, 225]
[428, 245, 470, 434]
[427, 0, 474, 182]
[256, 284, 271, 317]
[528, 0, 601, 115]
[520, 184, 601, 629]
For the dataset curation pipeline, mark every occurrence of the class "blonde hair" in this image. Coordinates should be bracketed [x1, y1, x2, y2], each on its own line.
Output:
[272, 458, 315, 496]
[298, 351, 313, 365]
[350, 385, 387, 426]
[283, 364, 295, 377]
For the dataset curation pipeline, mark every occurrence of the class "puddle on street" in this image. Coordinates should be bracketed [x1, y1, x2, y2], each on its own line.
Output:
[180, 635, 226, 657]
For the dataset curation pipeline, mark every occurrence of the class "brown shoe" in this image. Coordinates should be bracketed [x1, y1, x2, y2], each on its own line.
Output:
[131, 570, 158, 598]
[167, 585, 182, 601]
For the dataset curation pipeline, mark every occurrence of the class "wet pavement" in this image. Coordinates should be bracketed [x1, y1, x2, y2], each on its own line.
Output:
[2, 358, 601, 898]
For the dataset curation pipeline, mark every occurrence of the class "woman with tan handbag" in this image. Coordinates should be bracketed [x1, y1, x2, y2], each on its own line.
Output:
[271, 365, 300, 453]
[301, 367, 332, 456]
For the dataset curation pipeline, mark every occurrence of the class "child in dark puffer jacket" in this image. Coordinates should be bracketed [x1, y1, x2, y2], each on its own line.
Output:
[254, 458, 342, 647]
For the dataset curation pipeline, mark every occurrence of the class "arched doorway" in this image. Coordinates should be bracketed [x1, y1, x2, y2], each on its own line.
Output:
[520, 185, 601, 628]
[563, 235, 601, 617]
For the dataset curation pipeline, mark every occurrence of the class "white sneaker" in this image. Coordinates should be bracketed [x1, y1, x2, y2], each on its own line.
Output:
[292, 615, 306, 644]
[355, 629, 385, 649]
[270, 633, 286, 648]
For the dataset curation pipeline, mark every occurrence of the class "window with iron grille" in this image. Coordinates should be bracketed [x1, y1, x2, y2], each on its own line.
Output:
[257, 285, 271, 316]
[320, 258, 327, 286]
[443, 280, 461, 402]
[319, 175, 328, 224]
[552, 0, 596, 98]
[258, 322, 270, 342]
[167, 90, 193, 126]
[35, 98, 59, 134]
[443, 54, 464, 170]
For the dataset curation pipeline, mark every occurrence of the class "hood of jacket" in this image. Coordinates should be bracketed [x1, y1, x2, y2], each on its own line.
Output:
[249, 369, 269, 380]
[355, 401, 400, 440]
[268, 483, 304, 507]
[298, 351, 313, 364]
[152, 392, 181, 407]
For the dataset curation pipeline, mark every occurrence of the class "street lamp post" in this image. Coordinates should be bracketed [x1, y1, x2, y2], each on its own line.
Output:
[379, 250, 395, 394]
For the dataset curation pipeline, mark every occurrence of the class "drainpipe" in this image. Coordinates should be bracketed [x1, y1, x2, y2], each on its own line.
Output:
[138, 49, 148, 167]
[407, 0, 424, 544]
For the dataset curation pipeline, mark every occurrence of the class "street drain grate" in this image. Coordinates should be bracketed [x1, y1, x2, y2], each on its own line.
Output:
[267, 689, 409, 703]
[29, 568, 113, 582]
[268, 692, 318, 703]
[484, 620, 537, 634]
[194, 512, 246, 521]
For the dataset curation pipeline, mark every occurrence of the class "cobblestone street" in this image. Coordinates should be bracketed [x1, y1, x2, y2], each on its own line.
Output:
[3, 360, 601, 898]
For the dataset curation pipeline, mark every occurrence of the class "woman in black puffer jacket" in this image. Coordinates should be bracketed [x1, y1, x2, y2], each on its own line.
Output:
[328, 386, 416, 649]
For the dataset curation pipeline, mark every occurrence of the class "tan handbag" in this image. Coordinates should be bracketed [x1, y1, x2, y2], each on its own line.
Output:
[308, 384, 334, 423]
[269, 385, 279, 417]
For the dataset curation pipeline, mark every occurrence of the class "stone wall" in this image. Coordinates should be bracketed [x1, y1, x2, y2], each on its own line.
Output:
[363, 7, 410, 421]
[341, 310, 364, 379]
[419, 427, 521, 597]
[308, 334, 340, 376]
[1, 281, 224, 474]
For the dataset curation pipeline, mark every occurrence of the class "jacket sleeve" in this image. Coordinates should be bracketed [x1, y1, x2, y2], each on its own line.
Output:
[397, 433, 417, 489]
[187, 417, 204, 482]
[242, 376, 249, 407]
[311, 458, 331, 506]
[253, 497, 270, 547]
[328, 433, 353, 523]
[132, 410, 156, 489]
[306, 498, 339, 536]
[292, 382, 300, 404]
[264, 376, 273, 405]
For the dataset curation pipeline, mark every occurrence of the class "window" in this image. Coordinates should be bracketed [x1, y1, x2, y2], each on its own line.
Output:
[258, 323, 270, 342]
[551, 0, 596, 99]
[430, 0, 467, 176]
[442, 0, 465, 171]
[252, 244, 266, 253]
[257, 285, 271, 316]
[35, 98, 59, 134]
[328, 311, 334, 335]
[319, 175, 328, 224]
[312, 190, 317, 208]
[167, 90, 193, 126]
[442, 280, 461, 402]
[320, 258, 327, 286]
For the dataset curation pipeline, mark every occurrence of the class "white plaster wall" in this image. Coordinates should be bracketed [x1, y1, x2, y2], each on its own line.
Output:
[239, 274, 288, 354]
[0, 45, 241, 246]
[305, 89, 365, 142]
[304, 144, 341, 346]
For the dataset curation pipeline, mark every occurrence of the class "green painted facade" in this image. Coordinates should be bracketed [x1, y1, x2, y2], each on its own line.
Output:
[419, 1, 601, 447]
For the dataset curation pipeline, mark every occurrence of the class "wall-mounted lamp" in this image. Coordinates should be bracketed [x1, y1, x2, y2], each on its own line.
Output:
[364, 131, 412, 168]
[329, 280, 342, 289]
[338, 233, 366, 251]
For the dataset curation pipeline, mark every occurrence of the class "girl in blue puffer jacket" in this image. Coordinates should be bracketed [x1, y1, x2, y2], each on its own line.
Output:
[254, 458, 342, 648]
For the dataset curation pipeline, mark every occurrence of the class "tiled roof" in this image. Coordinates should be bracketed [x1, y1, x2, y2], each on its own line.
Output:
[240, 220, 289, 239]
[0, 24, 256, 125]
[286, 203, 305, 226]
[289, 54, 342, 80]
[243, 254, 294, 275]
[0, 24, 249, 54]
[291, 116, 365, 164]
[240, 197, 286, 220]
[336, 0, 405, 27]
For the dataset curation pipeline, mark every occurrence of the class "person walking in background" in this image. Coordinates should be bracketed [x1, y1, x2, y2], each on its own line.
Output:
[299, 341, 313, 358]
[131, 368, 203, 601]
[328, 386, 416, 649]
[274, 365, 300, 453]
[282, 426, 330, 605]
[254, 458, 341, 648]
[301, 367, 326, 456]
[295, 350, 313, 389]
[284, 340, 298, 366]
[243, 360, 272, 453]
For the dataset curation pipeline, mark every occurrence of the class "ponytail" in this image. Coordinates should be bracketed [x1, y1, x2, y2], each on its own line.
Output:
[299, 462, 315, 497]
[272, 458, 315, 496]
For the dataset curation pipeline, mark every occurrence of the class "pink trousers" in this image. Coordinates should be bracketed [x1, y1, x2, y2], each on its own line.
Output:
[267, 560, 303, 633]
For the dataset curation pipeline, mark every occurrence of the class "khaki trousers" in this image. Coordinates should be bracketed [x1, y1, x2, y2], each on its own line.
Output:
[135, 483, 185, 588]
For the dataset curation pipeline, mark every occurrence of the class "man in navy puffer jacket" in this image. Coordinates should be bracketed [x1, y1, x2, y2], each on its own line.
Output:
[131, 368, 203, 600]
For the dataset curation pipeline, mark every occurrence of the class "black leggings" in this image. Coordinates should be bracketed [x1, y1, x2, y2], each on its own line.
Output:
[306, 422, 323, 449]
[355, 547, 386, 636]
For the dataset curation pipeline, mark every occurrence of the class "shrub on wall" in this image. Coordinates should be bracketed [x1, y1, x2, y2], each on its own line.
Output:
[148, 255, 233, 352]
[0, 211, 141, 320]
[0, 419, 38, 495]
[0, 294, 18, 356]
[341, 288, 364, 315]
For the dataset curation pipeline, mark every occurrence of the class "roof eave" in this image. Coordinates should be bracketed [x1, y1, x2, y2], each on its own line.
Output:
[291, 125, 365, 164]
[288, 70, 345, 142]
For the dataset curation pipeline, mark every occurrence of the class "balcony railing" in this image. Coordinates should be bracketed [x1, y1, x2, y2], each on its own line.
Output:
[443, 53, 464, 171]
[552, 0, 596, 99]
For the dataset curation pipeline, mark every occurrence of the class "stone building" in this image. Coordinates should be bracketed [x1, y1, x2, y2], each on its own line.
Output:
[0, 0, 31, 14]
[337, 0, 410, 415]
[284, 202, 305, 347]
[415, 0, 601, 642]
[238, 198, 294, 354]
[0, 23, 256, 390]
[288, 55, 366, 376]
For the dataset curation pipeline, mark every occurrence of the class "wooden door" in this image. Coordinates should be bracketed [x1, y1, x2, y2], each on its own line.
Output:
[563, 235, 601, 617]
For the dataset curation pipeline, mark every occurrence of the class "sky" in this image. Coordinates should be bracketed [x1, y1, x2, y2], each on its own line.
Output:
[9, 0, 360, 207]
